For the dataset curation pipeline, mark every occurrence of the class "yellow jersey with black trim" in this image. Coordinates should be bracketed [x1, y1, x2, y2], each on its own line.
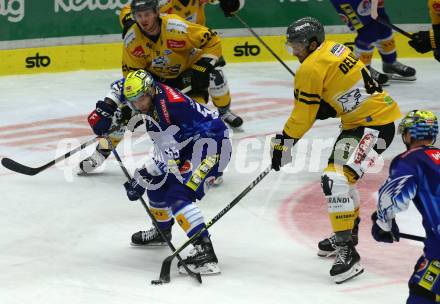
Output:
[283, 40, 401, 139]
[121, 13, 222, 78]
[429, 0, 440, 24]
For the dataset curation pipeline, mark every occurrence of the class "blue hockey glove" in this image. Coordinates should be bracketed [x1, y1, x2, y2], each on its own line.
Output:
[124, 168, 154, 201]
[270, 134, 295, 171]
[108, 79, 125, 103]
[87, 99, 117, 135]
[124, 161, 165, 201]
[371, 211, 400, 243]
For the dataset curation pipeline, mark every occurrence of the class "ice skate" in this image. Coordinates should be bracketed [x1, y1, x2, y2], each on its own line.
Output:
[368, 66, 389, 86]
[77, 147, 110, 175]
[317, 217, 360, 257]
[131, 227, 172, 246]
[383, 61, 416, 81]
[330, 241, 364, 284]
[219, 106, 243, 129]
[178, 236, 220, 275]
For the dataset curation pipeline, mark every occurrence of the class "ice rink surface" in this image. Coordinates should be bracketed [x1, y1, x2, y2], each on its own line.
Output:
[0, 59, 437, 304]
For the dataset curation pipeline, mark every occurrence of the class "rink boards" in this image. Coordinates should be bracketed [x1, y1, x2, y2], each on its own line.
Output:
[0, 32, 432, 76]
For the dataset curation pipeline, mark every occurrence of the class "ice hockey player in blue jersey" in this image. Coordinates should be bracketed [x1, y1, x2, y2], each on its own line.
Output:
[371, 109, 440, 303]
[330, 0, 416, 85]
[87, 69, 232, 274]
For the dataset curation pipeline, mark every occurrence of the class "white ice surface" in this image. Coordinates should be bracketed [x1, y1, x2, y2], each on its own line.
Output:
[0, 59, 437, 304]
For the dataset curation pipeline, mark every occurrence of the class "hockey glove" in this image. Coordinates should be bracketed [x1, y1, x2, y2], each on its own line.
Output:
[371, 211, 400, 243]
[270, 134, 296, 171]
[191, 58, 215, 93]
[408, 31, 433, 53]
[87, 99, 117, 136]
[108, 79, 125, 103]
[123, 161, 165, 201]
[409, 24, 440, 56]
[219, 0, 244, 17]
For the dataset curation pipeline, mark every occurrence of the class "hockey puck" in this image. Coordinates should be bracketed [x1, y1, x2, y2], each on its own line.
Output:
[150, 279, 163, 285]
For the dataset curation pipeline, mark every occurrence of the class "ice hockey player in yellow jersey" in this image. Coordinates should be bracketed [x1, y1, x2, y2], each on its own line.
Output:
[77, 0, 243, 175]
[270, 17, 401, 284]
[119, 0, 244, 129]
[408, 0, 440, 62]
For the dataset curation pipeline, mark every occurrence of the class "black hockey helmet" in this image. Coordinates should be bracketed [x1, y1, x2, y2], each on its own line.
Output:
[286, 17, 325, 48]
[131, 0, 159, 14]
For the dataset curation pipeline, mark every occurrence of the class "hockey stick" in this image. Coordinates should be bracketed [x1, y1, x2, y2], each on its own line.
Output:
[233, 13, 296, 77]
[399, 232, 425, 242]
[156, 165, 272, 284]
[376, 17, 414, 39]
[1, 136, 98, 176]
[1, 123, 122, 176]
[108, 141, 202, 285]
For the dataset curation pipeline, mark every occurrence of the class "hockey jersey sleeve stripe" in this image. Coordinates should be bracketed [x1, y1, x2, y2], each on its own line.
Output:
[298, 98, 321, 105]
[300, 91, 321, 99]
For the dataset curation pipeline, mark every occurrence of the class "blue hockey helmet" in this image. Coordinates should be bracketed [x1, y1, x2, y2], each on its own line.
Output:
[398, 110, 439, 141]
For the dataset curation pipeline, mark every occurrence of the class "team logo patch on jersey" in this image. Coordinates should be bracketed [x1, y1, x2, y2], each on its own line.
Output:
[433, 2, 440, 13]
[330, 44, 346, 57]
[164, 49, 172, 55]
[167, 39, 186, 48]
[124, 30, 136, 48]
[164, 85, 185, 102]
[166, 19, 188, 33]
[417, 258, 429, 273]
[179, 160, 192, 174]
[425, 149, 440, 165]
[131, 46, 145, 58]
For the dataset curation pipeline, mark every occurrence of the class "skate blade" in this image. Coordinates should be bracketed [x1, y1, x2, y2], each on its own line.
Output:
[77, 169, 94, 176]
[178, 262, 221, 275]
[130, 241, 168, 247]
[317, 249, 338, 258]
[387, 74, 417, 81]
[331, 262, 364, 284]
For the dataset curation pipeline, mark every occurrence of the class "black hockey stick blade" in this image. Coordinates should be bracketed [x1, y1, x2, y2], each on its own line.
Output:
[1, 157, 45, 176]
[158, 166, 272, 282]
[399, 232, 425, 242]
[1, 136, 98, 176]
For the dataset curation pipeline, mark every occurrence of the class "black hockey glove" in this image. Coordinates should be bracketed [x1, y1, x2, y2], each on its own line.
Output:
[190, 57, 215, 93]
[408, 31, 433, 53]
[270, 133, 296, 171]
[219, 0, 243, 17]
[409, 24, 440, 54]
[87, 99, 117, 136]
[371, 211, 400, 243]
